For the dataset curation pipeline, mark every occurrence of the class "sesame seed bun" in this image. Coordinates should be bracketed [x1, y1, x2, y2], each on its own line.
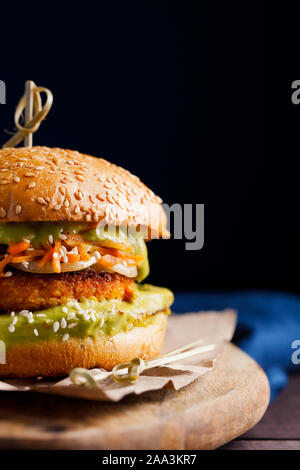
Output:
[0, 313, 167, 378]
[0, 146, 169, 238]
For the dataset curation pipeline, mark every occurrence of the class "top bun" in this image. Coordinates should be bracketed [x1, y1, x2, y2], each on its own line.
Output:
[0, 147, 169, 238]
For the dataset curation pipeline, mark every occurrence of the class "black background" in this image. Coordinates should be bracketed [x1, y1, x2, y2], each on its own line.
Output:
[0, 2, 299, 293]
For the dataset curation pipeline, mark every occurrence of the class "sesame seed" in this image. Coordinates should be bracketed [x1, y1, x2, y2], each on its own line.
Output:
[62, 307, 68, 314]
[63, 333, 69, 341]
[53, 321, 60, 333]
[53, 252, 59, 259]
[90, 313, 96, 322]
[53, 204, 61, 210]
[68, 323, 78, 329]
[35, 314, 46, 317]
[0, 207, 6, 218]
[37, 197, 47, 205]
[67, 312, 76, 320]
[27, 182, 36, 189]
[63, 255, 68, 263]
[19, 310, 29, 316]
[4, 271, 13, 277]
[24, 172, 35, 177]
[8, 324, 15, 333]
[10, 311, 15, 317]
[61, 318, 67, 329]
[34, 328, 39, 336]
[59, 233, 67, 240]
[94, 251, 101, 260]
[45, 196, 51, 203]
[15, 205, 22, 215]
[36, 166, 44, 170]
[106, 195, 114, 204]
[36, 376, 43, 380]
[48, 234, 54, 244]
[12, 317, 18, 325]
[13, 176, 20, 183]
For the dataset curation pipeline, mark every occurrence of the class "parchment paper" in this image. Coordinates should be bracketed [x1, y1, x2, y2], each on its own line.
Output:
[0, 310, 236, 401]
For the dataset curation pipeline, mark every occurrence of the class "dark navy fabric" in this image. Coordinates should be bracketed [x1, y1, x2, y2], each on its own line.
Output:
[173, 291, 300, 402]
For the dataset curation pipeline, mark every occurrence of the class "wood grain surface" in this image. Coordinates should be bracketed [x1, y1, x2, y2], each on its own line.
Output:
[221, 373, 300, 450]
[0, 343, 270, 450]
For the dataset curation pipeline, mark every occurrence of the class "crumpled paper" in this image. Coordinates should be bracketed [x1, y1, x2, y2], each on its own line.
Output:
[0, 310, 236, 401]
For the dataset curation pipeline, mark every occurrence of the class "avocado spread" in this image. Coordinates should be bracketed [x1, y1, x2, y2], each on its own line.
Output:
[0, 284, 174, 347]
[0, 222, 150, 281]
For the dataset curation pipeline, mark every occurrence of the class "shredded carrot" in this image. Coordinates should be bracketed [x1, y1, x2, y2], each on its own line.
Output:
[8, 240, 31, 255]
[115, 250, 143, 263]
[77, 243, 90, 253]
[98, 240, 133, 252]
[0, 254, 12, 275]
[95, 246, 142, 265]
[80, 251, 91, 261]
[39, 248, 54, 267]
[95, 246, 114, 257]
[67, 253, 80, 263]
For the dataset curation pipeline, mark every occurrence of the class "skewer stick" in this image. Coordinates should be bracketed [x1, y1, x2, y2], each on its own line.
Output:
[24, 80, 35, 147]
[2, 82, 53, 149]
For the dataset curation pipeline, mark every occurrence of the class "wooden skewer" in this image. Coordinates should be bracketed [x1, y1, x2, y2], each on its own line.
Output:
[2, 82, 53, 149]
[24, 80, 35, 147]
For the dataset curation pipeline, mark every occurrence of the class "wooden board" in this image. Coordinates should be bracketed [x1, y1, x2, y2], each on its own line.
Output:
[221, 373, 300, 450]
[0, 344, 270, 450]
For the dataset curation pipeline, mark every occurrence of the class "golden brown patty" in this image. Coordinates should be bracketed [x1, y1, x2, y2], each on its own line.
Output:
[0, 271, 135, 313]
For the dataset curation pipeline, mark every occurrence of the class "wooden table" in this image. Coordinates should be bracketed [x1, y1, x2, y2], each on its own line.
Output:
[221, 373, 300, 450]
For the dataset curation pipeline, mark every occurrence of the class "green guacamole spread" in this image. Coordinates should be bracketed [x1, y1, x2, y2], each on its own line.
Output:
[0, 222, 150, 281]
[0, 284, 174, 347]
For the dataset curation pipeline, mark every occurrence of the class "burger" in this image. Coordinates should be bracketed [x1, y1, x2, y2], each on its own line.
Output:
[0, 146, 173, 377]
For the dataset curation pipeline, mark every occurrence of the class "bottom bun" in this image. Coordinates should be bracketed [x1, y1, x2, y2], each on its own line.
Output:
[0, 314, 167, 378]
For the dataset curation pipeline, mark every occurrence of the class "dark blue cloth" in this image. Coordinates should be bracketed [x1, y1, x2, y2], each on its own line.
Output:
[173, 291, 300, 402]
